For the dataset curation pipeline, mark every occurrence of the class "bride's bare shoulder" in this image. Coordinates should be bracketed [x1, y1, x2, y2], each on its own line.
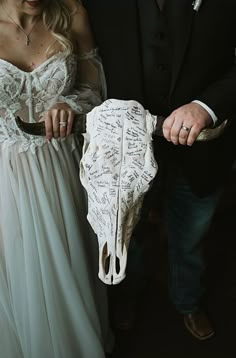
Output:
[64, 0, 95, 53]
[64, 0, 88, 26]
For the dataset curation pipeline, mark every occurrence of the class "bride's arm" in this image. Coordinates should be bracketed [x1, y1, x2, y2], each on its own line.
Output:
[58, 0, 106, 112]
[43, 1, 106, 140]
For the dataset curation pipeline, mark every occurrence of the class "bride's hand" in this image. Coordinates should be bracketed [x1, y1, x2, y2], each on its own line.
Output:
[40, 103, 74, 140]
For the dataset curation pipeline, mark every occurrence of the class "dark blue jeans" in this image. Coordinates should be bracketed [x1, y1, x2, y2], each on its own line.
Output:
[165, 173, 222, 314]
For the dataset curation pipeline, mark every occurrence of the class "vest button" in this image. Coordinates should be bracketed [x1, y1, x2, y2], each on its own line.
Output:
[159, 94, 167, 101]
[157, 32, 165, 41]
[156, 64, 167, 71]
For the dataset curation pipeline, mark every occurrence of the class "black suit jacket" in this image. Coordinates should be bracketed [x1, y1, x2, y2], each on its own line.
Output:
[84, 0, 236, 196]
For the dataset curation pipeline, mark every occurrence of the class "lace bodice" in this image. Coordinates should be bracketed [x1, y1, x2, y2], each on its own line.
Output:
[0, 50, 104, 152]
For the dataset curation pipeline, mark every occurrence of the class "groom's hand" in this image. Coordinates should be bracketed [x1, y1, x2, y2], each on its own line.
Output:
[162, 102, 212, 146]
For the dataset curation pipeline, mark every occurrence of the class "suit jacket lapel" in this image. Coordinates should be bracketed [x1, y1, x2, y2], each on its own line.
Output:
[155, 0, 165, 10]
[165, 0, 195, 93]
[136, 0, 195, 95]
[136, 0, 159, 36]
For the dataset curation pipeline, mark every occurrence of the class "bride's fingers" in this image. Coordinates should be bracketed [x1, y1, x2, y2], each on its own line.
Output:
[44, 111, 53, 140]
[59, 110, 67, 138]
[51, 109, 60, 139]
[42, 107, 74, 139]
[66, 110, 74, 136]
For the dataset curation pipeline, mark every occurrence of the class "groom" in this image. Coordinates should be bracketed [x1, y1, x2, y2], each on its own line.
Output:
[84, 0, 236, 340]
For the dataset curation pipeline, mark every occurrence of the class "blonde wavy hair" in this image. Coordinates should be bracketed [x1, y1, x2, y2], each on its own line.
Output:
[43, 0, 81, 56]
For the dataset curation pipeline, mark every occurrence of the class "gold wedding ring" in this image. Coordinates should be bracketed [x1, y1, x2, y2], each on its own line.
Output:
[181, 125, 190, 132]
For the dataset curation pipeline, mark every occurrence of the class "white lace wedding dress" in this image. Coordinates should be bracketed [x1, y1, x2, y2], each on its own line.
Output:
[0, 51, 111, 358]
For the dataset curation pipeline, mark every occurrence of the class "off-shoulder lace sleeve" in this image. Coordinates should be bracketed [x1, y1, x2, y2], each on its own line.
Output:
[58, 48, 106, 114]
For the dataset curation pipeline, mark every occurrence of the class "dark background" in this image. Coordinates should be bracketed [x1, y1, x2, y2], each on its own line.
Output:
[109, 168, 236, 358]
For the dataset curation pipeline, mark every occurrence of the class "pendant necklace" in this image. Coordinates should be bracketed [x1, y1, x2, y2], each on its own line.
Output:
[2, 6, 40, 46]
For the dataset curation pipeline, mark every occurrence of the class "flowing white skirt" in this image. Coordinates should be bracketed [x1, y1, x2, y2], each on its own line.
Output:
[0, 135, 110, 358]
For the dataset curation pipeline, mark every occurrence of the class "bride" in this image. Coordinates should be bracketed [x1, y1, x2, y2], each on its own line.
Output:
[0, 0, 111, 357]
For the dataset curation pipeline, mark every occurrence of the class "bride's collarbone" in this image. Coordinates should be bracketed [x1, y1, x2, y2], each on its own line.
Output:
[0, 22, 55, 71]
[0, 40, 56, 72]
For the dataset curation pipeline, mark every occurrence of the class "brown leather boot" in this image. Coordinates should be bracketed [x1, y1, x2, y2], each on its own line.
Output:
[184, 310, 215, 340]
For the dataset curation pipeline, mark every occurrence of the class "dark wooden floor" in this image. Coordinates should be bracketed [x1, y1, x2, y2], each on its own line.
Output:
[109, 172, 236, 358]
